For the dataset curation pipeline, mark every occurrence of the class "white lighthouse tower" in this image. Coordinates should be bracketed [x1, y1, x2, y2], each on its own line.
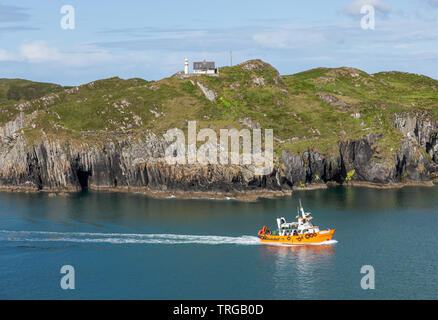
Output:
[184, 58, 189, 75]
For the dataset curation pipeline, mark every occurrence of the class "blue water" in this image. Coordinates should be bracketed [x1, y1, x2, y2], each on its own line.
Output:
[0, 186, 437, 299]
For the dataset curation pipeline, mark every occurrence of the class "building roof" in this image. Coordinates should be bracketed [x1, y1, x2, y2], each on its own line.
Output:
[193, 61, 215, 70]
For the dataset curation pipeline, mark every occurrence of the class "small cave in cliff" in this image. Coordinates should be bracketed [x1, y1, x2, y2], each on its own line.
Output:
[77, 169, 91, 191]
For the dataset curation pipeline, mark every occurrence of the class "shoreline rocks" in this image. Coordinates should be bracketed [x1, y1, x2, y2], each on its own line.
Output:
[0, 112, 437, 201]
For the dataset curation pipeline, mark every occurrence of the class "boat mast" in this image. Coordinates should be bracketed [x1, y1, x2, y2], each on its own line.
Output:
[299, 199, 306, 218]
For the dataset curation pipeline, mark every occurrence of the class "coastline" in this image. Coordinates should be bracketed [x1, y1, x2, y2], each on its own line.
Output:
[87, 186, 293, 202]
[333, 180, 436, 189]
[0, 180, 435, 202]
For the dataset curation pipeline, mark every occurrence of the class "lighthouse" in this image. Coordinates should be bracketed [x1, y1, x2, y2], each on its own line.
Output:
[184, 58, 189, 75]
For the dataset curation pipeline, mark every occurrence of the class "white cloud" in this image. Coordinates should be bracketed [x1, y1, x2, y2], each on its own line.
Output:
[0, 41, 118, 66]
[19, 41, 60, 62]
[342, 0, 391, 17]
[252, 26, 326, 49]
[0, 48, 15, 61]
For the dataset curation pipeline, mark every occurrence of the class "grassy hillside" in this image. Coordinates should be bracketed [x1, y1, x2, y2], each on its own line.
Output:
[0, 60, 437, 160]
[0, 79, 65, 104]
[0, 79, 66, 123]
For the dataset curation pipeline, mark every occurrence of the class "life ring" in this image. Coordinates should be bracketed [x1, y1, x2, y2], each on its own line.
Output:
[305, 233, 310, 239]
[287, 236, 291, 241]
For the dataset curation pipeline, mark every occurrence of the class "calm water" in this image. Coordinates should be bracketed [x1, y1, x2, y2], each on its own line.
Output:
[0, 186, 437, 299]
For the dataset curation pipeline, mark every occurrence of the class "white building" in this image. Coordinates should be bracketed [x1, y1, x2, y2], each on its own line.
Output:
[193, 60, 218, 75]
[184, 58, 189, 75]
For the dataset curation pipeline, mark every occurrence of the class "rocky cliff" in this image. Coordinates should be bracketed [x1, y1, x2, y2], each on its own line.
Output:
[0, 60, 437, 199]
[0, 112, 286, 199]
[0, 110, 436, 199]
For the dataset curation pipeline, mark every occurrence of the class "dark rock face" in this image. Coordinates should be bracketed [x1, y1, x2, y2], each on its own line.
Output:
[393, 112, 438, 164]
[281, 133, 383, 186]
[0, 112, 437, 194]
[282, 128, 437, 186]
[0, 125, 284, 193]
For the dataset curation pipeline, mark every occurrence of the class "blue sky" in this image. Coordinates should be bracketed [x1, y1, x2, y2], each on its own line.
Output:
[0, 0, 437, 85]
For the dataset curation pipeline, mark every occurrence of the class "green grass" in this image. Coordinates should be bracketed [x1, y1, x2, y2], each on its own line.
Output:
[0, 78, 65, 104]
[0, 60, 437, 163]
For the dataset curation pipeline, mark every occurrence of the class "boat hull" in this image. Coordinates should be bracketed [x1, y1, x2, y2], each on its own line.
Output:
[259, 229, 335, 245]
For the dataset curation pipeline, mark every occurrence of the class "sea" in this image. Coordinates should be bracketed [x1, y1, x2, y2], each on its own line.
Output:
[0, 185, 437, 299]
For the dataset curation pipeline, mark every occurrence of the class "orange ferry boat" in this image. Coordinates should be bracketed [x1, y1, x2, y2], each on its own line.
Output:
[258, 200, 335, 245]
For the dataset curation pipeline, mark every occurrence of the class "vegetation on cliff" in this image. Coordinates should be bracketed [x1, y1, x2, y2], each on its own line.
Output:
[0, 59, 437, 167]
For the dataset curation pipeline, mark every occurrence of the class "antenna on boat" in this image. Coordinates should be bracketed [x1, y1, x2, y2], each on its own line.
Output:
[298, 199, 310, 218]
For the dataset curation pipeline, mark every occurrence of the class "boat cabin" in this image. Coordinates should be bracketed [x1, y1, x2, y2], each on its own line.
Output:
[276, 203, 320, 236]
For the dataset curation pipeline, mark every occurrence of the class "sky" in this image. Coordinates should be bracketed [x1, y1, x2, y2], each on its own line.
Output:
[0, 0, 437, 85]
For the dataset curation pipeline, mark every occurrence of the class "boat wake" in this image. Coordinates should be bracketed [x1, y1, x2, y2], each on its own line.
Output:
[0, 230, 260, 246]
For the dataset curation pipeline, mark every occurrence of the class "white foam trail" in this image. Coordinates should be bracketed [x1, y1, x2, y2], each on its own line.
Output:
[317, 240, 338, 245]
[0, 230, 338, 247]
[0, 230, 260, 245]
